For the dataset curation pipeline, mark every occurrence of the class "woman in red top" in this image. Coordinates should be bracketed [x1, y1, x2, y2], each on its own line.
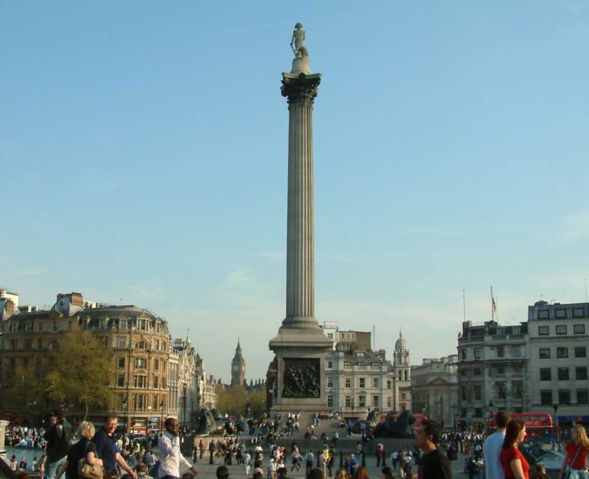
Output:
[560, 424, 589, 479]
[500, 419, 530, 479]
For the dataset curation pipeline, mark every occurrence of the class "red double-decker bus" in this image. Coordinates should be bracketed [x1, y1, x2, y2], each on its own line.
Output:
[487, 412, 553, 437]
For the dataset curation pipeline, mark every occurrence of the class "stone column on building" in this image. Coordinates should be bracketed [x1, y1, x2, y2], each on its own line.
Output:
[269, 23, 332, 412]
[0, 419, 8, 453]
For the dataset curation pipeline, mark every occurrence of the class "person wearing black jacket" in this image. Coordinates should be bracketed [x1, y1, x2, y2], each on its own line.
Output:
[43, 409, 73, 479]
[416, 419, 452, 479]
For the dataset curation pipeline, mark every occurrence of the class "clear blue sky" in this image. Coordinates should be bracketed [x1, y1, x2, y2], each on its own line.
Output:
[2, 1, 588, 381]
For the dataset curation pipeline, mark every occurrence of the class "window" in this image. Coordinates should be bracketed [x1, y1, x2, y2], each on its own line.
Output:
[511, 346, 521, 357]
[133, 394, 146, 411]
[474, 347, 482, 359]
[474, 385, 482, 401]
[573, 308, 585, 318]
[345, 396, 352, 408]
[475, 408, 482, 418]
[327, 395, 333, 408]
[345, 377, 351, 388]
[359, 378, 365, 388]
[577, 389, 588, 405]
[557, 347, 569, 359]
[540, 390, 553, 405]
[117, 374, 125, 387]
[540, 368, 551, 381]
[558, 389, 571, 405]
[387, 380, 392, 390]
[387, 397, 392, 408]
[474, 368, 482, 376]
[153, 374, 159, 388]
[539, 348, 551, 359]
[135, 357, 147, 369]
[555, 325, 567, 335]
[538, 326, 549, 336]
[555, 309, 567, 319]
[372, 378, 379, 388]
[538, 310, 549, 319]
[573, 324, 586, 334]
[154, 358, 159, 371]
[373, 395, 379, 407]
[497, 383, 507, 399]
[576, 367, 588, 380]
[24, 339, 32, 350]
[358, 395, 366, 407]
[575, 347, 587, 358]
[327, 377, 333, 388]
[461, 349, 467, 360]
[134, 375, 147, 388]
[327, 361, 333, 369]
[557, 368, 569, 381]
[136, 340, 147, 349]
[118, 357, 125, 369]
[117, 337, 126, 349]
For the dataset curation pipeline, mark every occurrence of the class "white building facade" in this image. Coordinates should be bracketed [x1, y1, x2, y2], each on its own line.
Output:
[411, 354, 458, 428]
[527, 301, 589, 424]
[322, 325, 411, 417]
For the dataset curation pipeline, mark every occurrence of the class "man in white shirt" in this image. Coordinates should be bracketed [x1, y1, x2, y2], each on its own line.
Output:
[483, 411, 511, 479]
[158, 418, 198, 479]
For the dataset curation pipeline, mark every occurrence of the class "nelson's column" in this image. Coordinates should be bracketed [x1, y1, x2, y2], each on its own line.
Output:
[269, 23, 332, 412]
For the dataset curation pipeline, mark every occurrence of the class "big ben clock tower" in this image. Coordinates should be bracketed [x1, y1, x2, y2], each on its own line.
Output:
[231, 341, 246, 386]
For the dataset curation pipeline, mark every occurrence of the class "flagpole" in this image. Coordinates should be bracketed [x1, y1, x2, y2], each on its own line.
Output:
[490, 286, 495, 322]
[462, 289, 466, 323]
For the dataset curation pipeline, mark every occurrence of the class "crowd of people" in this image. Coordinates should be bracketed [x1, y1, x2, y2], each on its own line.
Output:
[5, 407, 589, 479]
[6, 426, 48, 449]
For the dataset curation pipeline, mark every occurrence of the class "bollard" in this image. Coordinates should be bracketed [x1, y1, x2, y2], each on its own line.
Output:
[317, 450, 320, 467]
[382, 449, 386, 467]
[209, 451, 214, 465]
[361, 452, 366, 467]
[339, 450, 344, 469]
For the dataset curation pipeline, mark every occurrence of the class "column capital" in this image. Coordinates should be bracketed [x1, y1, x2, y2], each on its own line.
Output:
[281, 72, 321, 105]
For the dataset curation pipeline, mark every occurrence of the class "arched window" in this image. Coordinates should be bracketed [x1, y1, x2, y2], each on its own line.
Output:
[135, 340, 149, 350]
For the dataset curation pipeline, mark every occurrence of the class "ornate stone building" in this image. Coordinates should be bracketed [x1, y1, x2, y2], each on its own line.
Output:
[0, 291, 208, 432]
[456, 320, 529, 428]
[323, 325, 400, 417]
[172, 337, 199, 428]
[195, 353, 218, 411]
[411, 354, 458, 427]
[230, 341, 245, 386]
[392, 332, 412, 411]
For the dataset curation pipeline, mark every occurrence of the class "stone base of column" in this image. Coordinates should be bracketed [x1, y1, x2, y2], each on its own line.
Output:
[269, 324, 332, 413]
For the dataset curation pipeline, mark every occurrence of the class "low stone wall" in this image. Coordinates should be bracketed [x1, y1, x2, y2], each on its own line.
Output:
[275, 437, 416, 455]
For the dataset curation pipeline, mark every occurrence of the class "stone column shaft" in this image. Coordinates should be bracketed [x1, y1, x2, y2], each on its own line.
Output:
[281, 73, 321, 329]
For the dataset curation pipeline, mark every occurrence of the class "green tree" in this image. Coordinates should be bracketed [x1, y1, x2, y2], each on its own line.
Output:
[245, 389, 266, 418]
[216, 384, 247, 416]
[46, 329, 114, 420]
[1, 360, 48, 416]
